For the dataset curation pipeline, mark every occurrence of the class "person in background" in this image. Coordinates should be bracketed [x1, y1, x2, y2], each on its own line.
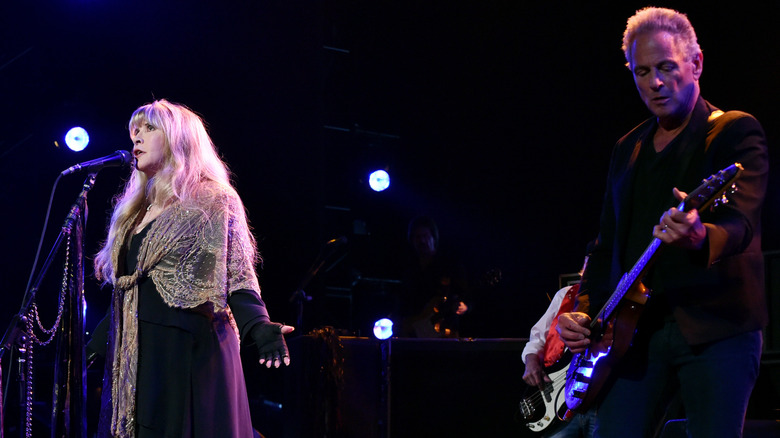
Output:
[521, 246, 596, 438]
[90, 99, 293, 437]
[396, 216, 469, 337]
[557, 7, 768, 437]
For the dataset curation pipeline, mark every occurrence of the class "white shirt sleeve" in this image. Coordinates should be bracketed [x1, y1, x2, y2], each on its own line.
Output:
[521, 286, 572, 364]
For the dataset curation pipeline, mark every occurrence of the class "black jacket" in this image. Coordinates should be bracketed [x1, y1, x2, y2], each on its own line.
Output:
[577, 96, 769, 345]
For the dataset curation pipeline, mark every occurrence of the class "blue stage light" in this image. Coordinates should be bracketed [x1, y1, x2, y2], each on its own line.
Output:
[368, 169, 390, 192]
[65, 127, 90, 152]
[373, 318, 394, 340]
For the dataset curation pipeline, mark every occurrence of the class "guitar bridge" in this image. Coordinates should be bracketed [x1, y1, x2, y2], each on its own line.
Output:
[519, 399, 535, 420]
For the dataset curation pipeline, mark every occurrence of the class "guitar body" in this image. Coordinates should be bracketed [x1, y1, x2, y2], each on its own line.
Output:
[519, 357, 571, 433]
[564, 282, 649, 412]
[400, 294, 461, 338]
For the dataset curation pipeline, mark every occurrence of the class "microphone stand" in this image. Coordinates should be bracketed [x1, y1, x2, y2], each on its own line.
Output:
[288, 238, 347, 332]
[0, 173, 94, 438]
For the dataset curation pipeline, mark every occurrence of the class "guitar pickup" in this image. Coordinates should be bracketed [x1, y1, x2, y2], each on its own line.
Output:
[569, 381, 588, 395]
[573, 373, 591, 383]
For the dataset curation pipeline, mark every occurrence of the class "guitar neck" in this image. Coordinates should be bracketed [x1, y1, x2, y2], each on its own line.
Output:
[593, 237, 662, 326]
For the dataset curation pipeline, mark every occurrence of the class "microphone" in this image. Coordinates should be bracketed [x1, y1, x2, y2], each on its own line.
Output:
[61, 150, 133, 176]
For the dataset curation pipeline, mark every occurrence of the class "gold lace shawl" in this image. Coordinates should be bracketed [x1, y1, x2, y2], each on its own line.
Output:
[107, 185, 260, 437]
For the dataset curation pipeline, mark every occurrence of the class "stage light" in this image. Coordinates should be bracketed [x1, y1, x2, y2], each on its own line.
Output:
[373, 318, 394, 340]
[65, 127, 90, 152]
[368, 169, 390, 192]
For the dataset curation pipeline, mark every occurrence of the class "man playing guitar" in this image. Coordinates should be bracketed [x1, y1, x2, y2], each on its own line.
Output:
[521, 247, 596, 437]
[557, 7, 768, 437]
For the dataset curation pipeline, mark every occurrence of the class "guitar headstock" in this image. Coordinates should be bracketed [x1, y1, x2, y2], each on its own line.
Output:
[680, 163, 743, 212]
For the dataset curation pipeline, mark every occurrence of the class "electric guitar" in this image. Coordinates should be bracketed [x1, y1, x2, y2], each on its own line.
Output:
[563, 163, 744, 414]
[519, 357, 570, 432]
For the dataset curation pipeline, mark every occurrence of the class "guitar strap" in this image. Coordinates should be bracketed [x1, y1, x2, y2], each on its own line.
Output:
[543, 284, 579, 367]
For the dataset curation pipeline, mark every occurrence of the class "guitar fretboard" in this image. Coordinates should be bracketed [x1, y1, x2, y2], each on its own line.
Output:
[596, 237, 662, 324]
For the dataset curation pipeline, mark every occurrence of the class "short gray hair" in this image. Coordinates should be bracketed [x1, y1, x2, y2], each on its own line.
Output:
[622, 7, 701, 68]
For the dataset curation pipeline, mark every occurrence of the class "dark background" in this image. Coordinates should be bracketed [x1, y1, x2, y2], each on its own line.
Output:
[1, 0, 778, 436]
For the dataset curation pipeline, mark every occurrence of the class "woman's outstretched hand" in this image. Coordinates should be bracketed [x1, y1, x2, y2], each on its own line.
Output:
[251, 322, 295, 368]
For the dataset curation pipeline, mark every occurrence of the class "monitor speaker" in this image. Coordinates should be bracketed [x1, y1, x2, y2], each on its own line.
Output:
[283, 335, 528, 438]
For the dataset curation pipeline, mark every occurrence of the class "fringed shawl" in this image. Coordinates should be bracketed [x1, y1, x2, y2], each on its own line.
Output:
[100, 184, 260, 437]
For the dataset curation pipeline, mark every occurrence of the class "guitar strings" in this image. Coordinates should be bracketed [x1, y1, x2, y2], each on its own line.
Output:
[523, 372, 568, 405]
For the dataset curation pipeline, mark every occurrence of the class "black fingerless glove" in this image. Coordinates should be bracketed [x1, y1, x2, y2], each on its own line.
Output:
[249, 322, 290, 367]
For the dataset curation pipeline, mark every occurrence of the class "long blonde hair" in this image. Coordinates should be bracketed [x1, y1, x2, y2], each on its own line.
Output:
[94, 99, 251, 283]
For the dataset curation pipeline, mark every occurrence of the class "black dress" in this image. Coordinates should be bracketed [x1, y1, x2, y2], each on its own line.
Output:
[128, 223, 255, 437]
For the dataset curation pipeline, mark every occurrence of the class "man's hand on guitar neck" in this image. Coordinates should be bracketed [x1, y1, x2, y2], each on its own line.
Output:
[653, 188, 707, 250]
[556, 312, 592, 354]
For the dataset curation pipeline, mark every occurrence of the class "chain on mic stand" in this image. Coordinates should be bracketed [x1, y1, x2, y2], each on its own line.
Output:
[0, 173, 96, 438]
